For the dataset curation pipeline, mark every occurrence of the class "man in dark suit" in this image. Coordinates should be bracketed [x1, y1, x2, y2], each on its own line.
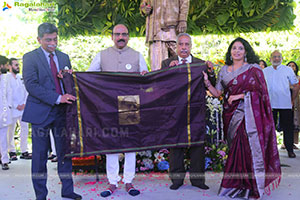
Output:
[162, 33, 215, 191]
[22, 23, 81, 200]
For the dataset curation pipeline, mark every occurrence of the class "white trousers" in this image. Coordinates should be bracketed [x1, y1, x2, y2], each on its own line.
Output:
[7, 116, 29, 153]
[49, 130, 56, 155]
[106, 152, 136, 186]
[0, 127, 9, 164]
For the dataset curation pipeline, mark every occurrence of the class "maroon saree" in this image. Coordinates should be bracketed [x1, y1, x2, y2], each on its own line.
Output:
[217, 64, 281, 199]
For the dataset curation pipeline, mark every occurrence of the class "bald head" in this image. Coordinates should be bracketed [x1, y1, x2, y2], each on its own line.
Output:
[112, 24, 129, 49]
[270, 50, 282, 67]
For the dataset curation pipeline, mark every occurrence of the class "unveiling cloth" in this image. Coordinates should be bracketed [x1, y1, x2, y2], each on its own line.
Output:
[62, 64, 207, 157]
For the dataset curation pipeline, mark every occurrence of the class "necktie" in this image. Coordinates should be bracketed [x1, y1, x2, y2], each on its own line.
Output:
[49, 53, 62, 95]
[181, 58, 187, 64]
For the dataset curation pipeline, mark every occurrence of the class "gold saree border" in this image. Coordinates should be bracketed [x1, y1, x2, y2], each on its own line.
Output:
[187, 63, 191, 145]
[73, 73, 84, 156]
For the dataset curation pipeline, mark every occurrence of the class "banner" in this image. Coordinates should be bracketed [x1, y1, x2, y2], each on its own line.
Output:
[62, 64, 207, 157]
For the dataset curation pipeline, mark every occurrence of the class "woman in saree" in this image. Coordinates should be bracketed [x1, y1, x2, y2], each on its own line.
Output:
[203, 37, 281, 199]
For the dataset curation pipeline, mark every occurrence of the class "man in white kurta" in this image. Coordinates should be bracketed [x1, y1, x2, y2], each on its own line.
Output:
[263, 50, 300, 158]
[0, 55, 13, 170]
[7, 58, 31, 160]
[88, 24, 148, 197]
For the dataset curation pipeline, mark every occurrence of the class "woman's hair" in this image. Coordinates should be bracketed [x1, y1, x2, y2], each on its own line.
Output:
[225, 37, 259, 65]
[259, 60, 267, 68]
[286, 61, 299, 75]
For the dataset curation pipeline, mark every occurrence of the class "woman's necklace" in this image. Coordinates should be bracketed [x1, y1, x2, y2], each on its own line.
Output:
[232, 65, 238, 85]
[231, 62, 244, 85]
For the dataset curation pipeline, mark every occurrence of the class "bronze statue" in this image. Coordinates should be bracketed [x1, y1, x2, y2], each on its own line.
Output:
[140, 0, 190, 71]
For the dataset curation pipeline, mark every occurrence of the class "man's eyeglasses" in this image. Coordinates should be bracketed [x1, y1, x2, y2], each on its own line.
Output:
[272, 56, 282, 59]
[113, 33, 129, 37]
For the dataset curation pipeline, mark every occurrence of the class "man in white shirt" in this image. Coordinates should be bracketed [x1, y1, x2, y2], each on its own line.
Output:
[0, 55, 12, 170]
[263, 50, 300, 158]
[7, 58, 31, 160]
[88, 24, 147, 198]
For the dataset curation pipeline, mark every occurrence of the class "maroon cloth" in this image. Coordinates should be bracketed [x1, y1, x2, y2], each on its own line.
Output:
[62, 64, 207, 157]
[49, 53, 62, 95]
[220, 65, 281, 198]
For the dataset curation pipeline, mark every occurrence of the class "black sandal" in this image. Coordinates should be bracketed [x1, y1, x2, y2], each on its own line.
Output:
[9, 152, 18, 161]
[2, 163, 9, 170]
[20, 152, 32, 159]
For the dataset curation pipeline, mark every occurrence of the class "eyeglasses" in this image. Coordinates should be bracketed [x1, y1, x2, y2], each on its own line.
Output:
[272, 56, 282, 59]
[113, 33, 129, 37]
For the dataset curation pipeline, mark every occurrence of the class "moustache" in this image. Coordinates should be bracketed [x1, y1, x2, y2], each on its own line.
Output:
[180, 50, 188, 54]
[117, 39, 125, 43]
[47, 45, 57, 48]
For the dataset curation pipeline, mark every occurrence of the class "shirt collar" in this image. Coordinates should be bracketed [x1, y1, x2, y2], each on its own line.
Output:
[41, 47, 56, 58]
[271, 64, 284, 70]
[178, 55, 192, 64]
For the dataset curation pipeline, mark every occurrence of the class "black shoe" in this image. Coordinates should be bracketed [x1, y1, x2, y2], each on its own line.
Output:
[191, 183, 209, 190]
[20, 152, 32, 159]
[2, 163, 9, 170]
[288, 152, 296, 158]
[62, 192, 82, 200]
[125, 183, 140, 196]
[100, 184, 116, 197]
[169, 183, 183, 190]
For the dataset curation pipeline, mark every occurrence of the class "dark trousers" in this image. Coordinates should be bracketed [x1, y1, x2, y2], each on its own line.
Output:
[31, 106, 74, 200]
[169, 145, 205, 185]
[272, 109, 294, 153]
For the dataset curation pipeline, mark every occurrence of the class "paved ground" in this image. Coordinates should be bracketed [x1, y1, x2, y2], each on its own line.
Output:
[0, 149, 300, 200]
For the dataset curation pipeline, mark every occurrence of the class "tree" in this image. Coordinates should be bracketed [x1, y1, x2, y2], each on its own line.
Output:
[53, 0, 296, 38]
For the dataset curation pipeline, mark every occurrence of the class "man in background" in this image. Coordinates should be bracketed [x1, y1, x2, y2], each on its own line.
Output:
[0, 55, 12, 170]
[263, 50, 300, 158]
[7, 58, 32, 161]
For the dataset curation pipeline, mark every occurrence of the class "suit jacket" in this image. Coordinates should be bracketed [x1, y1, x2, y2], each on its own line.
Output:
[22, 47, 71, 124]
[161, 55, 216, 85]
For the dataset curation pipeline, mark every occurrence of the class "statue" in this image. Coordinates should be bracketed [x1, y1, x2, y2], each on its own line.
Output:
[140, 0, 190, 71]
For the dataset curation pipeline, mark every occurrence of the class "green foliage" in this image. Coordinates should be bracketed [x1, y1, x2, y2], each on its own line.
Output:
[52, 0, 296, 38]
[188, 0, 296, 34]
[56, 0, 145, 38]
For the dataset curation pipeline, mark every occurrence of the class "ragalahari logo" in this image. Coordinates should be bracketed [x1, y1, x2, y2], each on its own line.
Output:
[3, 2, 12, 11]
